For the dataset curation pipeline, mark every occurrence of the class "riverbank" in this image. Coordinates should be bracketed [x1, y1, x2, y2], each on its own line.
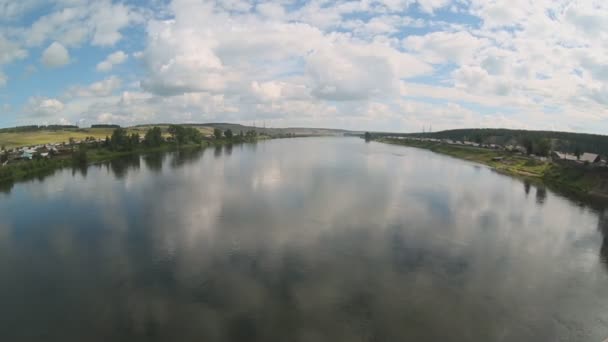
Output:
[0, 137, 266, 186]
[376, 137, 608, 199]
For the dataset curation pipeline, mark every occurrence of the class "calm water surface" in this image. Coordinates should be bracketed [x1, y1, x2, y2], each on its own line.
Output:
[1, 138, 608, 341]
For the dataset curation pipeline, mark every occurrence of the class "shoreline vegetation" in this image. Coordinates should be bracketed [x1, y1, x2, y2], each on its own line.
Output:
[374, 136, 608, 202]
[0, 125, 281, 188]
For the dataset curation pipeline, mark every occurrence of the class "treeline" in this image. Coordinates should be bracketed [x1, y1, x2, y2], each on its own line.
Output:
[0, 125, 78, 133]
[389, 128, 608, 155]
[91, 124, 120, 129]
[100, 125, 260, 152]
[1, 124, 265, 186]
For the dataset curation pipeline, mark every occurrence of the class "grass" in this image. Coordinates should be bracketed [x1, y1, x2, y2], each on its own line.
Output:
[377, 138, 608, 199]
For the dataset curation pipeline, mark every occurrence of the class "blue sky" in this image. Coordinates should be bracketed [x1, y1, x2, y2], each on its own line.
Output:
[1, 0, 607, 133]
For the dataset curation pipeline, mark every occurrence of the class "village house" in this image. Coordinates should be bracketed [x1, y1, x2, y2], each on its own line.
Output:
[551, 151, 579, 162]
[552, 151, 602, 165]
[579, 152, 600, 164]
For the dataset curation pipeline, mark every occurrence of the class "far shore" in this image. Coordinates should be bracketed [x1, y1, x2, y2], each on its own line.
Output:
[374, 137, 608, 202]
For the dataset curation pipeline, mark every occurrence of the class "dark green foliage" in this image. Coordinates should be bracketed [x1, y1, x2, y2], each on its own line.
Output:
[521, 136, 533, 155]
[225, 129, 233, 139]
[533, 139, 551, 157]
[129, 133, 140, 149]
[364, 132, 372, 141]
[168, 125, 203, 144]
[72, 145, 88, 165]
[214, 128, 223, 139]
[91, 124, 120, 128]
[110, 128, 129, 150]
[0, 125, 78, 133]
[167, 124, 181, 141]
[144, 127, 163, 147]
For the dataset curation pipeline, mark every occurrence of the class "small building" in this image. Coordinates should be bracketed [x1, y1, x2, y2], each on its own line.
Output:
[580, 152, 600, 164]
[551, 151, 578, 162]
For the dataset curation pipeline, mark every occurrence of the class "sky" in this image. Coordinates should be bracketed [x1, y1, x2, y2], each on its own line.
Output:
[0, 0, 607, 133]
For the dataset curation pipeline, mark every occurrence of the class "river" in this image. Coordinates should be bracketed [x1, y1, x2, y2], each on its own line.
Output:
[1, 137, 607, 341]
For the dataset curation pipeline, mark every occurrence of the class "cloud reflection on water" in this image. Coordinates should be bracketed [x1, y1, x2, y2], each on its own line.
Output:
[1, 138, 608, 341]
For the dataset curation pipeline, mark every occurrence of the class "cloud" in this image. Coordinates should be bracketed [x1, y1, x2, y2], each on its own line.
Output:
[140, 0, 430, 105]
[66, 76, 122, 97]
[0, 33, 27, 86]
[96, 50, 128, 72]
[3, 0, 608, 133]
[24, 97, 65, 118]
[41, 42, 70, 68]
[256, 3, 285, 20]
[0, 0, 43, 21]
[403, 31, 487, 64]
[0, 34, 27, 65]
[89, 1, 132, 46]
[24, 0, 135, 48]
[306, 45, 399, 101]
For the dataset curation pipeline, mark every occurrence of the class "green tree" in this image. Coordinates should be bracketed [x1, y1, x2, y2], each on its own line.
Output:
[364, 132, 372, 141]
[225, 129, 233, 139]
[186, 127, 203, 144]
[168, 125, 203, 144]
[129, 133, 140, 149]
[110, 128, 129, 150]
[214, 128, 223, 139]
[72, 145, 88, 165]
[144, 127, 163, 147]
[521, 136, 533, 155]
[533, 138, 551, 157]
[168, 125, 185, 144]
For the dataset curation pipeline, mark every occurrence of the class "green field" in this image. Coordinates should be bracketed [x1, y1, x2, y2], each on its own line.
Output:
[0, 126, 223, 149]
[0, 128, 141, 149]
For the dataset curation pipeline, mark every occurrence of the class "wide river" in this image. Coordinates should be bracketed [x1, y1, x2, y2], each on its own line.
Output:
[1, 137, 608, 341]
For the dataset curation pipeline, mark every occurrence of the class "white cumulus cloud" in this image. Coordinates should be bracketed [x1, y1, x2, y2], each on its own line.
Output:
[41, 41, 70, 68]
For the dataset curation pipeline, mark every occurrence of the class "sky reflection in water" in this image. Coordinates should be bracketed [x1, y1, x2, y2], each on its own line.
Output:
[1, 138, 607, 341]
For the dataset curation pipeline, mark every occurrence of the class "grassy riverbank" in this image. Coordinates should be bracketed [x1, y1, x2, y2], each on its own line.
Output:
[377, 138, 608, 198]
[0, 138, 264, 186]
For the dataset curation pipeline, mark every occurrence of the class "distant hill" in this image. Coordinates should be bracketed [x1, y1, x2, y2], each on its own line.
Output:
[373, 128, 608, 155]
[134, 123, 359, 137]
